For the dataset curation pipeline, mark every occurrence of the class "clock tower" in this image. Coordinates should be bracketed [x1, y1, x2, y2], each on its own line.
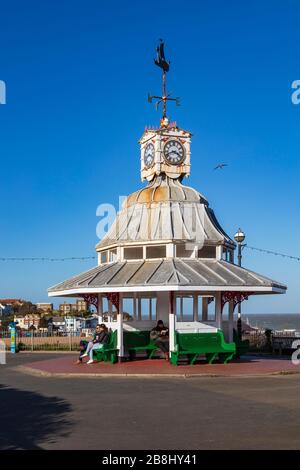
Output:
[140, 124, 191, 181]
[140, 40, 192, 182]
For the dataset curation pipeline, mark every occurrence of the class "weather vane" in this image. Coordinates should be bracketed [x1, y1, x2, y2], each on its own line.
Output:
[148, 39, 180, 127]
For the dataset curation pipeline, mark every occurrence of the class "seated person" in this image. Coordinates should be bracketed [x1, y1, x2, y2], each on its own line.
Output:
[80, 324, 110, 364]
[150, 320, 169, 360]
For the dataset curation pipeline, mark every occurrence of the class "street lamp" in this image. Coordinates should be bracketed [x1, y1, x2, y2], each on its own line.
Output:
[234, 228, 246, 340]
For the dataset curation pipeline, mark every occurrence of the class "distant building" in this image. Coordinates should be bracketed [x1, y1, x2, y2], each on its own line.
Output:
[0, 303, 13, 316]
[14, 314, 40, 330]
[50, 316, 65, 331]
[65, 316, 86, 333]
[0, 298, 24, 315]
[59, 299, 87, 314]
[76, 299, 87, 312]
[36, 303, 53, 313]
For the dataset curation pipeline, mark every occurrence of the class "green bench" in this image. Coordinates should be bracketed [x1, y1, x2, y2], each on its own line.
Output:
[233, 329, 250, 357]
[93, 330, 118, 364]
[170, 331, 236, 365]
[124, 330, 159, 359]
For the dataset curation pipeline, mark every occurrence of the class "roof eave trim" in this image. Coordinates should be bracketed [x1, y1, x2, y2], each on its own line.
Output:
[48, 285, 286, 296]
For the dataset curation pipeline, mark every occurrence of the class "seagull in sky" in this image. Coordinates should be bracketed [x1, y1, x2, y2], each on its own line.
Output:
[214, 163, 228, 170]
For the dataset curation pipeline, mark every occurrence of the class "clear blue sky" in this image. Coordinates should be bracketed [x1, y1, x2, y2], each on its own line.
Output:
[0, 0, 299, 313]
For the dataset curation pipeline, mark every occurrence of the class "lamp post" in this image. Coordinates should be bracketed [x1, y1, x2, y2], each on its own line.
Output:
[234, 228, 246, 340]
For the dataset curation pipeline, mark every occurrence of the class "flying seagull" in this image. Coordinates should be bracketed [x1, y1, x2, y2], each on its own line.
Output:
[214, 163, 228, 170]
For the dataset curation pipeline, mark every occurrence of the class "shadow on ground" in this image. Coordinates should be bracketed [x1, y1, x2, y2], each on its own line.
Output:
[0, 384, 73, 450]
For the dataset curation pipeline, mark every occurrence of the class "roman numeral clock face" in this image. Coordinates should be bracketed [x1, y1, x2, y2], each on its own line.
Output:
[163, 140, 185, 165]
[143, 143, 155, 168]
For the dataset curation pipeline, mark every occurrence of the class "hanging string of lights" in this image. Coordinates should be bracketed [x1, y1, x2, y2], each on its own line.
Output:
[245, 245, 300, 262]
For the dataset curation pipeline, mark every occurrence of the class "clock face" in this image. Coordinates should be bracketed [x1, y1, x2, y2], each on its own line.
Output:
[144, 143, 155, 168]
[163, 140, 185, 165]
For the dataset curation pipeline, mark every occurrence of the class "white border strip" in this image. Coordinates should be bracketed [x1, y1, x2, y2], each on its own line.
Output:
[48, 285, 286, 297]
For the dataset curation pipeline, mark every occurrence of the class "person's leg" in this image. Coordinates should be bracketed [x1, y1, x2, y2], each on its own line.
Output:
[155, 338, 169, 360]
[81, 341, 94, 358]
[88, 343, 104, 362]
[162, 339, 169, 359]
[156, 339, 169, 352]
[77, 340, 88, 363]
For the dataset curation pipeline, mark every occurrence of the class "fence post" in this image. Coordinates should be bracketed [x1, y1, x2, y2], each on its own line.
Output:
[31, 331, 34, 352]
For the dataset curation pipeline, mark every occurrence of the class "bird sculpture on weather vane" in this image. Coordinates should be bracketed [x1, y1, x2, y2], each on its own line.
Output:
[148, 39, 180, 127]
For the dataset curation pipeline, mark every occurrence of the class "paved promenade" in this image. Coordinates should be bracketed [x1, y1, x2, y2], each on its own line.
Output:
[17, 353, 299, 378]
[1, 353, 300, 450]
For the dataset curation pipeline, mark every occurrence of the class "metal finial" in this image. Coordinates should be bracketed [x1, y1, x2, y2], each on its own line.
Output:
[148, 40, 180, 127]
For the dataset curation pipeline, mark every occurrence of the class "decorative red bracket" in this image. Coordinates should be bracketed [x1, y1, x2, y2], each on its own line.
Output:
[81, 293, 120, 313]
[81, 294, 99, 310]
[221, 291, 253, 314]
[105, 292, 120, 312]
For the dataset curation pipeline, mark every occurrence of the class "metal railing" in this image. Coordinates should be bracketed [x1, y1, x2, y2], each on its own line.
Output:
[0, 329, 87, 351]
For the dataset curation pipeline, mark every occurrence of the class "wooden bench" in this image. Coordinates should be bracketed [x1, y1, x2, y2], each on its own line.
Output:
[124, 331, 159, 359]
[93, 330, 118, 364]
[170, 331, 236, 365]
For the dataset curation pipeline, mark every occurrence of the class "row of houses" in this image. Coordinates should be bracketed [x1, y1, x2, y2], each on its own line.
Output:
[12, 314, 98, 332]
[0, 299, 88, 316]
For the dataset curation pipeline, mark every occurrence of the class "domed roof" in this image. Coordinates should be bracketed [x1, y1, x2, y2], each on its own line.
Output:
[96, 175, 234, 250]
[125, 175, 207, 207]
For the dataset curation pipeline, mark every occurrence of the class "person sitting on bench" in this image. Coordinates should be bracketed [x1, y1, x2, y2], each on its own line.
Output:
[150, 320, 169, 360]
[80, 324, 109, 364]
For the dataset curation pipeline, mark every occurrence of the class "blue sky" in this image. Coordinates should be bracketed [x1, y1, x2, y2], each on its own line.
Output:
[0, 0, 299, 313]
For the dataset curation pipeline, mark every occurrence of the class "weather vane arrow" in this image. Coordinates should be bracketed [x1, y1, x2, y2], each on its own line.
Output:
[148, 39, 180, 127]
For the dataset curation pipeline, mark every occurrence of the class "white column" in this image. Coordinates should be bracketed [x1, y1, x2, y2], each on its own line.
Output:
[202, 297, 208, 322]
[180, 297, 183, 321]
[166, 243, 175, 258]
[117, 293, 124, 359]
[169, 292, 176, 354]
[97, 294, 103, 323]
[156, 292, 169, 324]
[193, 294, 198, 321]
[133, 293, 137, 320]
[215, 292, 222, 329]
[191, 244, 198, 259]
[228, 300, 234, 342]
[108, 300, 112, 322]
[216, 245, 223, 260]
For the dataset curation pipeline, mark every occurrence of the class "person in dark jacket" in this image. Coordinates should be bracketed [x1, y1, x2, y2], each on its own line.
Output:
[80, 324, 110, 364]
[150, 320, 169, 360]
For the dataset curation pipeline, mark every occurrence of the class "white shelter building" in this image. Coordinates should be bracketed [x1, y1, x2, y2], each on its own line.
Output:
[48, 44, 286, 361]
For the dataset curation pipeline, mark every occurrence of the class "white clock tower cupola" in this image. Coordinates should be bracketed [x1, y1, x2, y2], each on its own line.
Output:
[140, 124, 191, 181]
[140, 40, 192, 182]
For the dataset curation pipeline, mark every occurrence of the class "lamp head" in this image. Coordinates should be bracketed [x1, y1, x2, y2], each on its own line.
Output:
[234, 228, 246, 244]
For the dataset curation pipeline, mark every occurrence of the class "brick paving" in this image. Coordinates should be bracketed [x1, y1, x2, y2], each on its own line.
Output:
[19, 353, 300, 377]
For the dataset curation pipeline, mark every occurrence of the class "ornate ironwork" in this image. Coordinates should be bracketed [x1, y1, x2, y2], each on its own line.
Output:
[154, 39, 170, 73]
[81, 293, 121, 312]
[105, 292, 120, 312]
[81, 294, 98, 310]
[221, 291, 253, 314]
[148, 40, 180, 123]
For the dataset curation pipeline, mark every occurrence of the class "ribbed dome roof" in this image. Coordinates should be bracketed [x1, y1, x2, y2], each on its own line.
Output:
[125, 175, 207, 207]
[96, 175, 234, 250]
